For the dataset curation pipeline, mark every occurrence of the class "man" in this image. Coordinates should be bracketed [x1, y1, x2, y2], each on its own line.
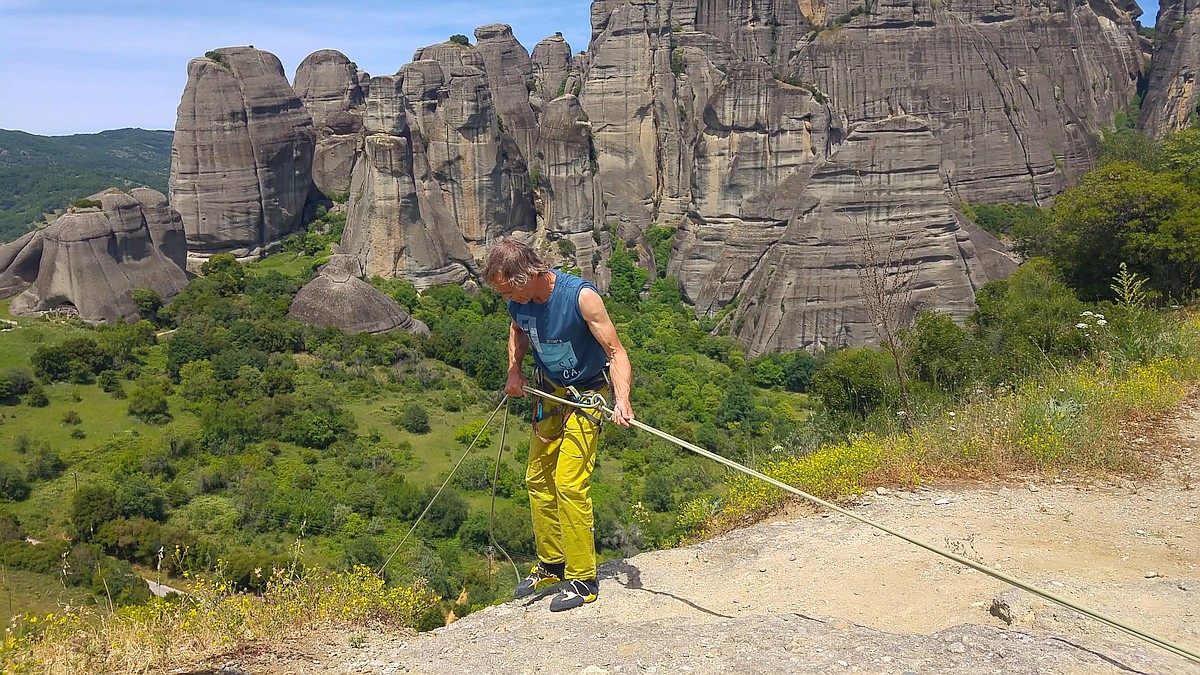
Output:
[483, 237, 634, 611]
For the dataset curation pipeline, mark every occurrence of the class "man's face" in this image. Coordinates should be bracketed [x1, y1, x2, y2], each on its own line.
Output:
[490, 275, 536, 303]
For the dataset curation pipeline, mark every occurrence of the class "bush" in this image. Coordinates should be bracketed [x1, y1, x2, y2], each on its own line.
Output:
[71, 199, 102, 209]
[24, 385, 48, 407]
[0, 464, 31, 502]
[398, 402, 430, 434]
[449, 34, 470, 46]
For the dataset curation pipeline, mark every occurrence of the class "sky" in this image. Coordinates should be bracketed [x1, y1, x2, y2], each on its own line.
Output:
[0, 0, 594, 135]
[0, 0, 1161, 136]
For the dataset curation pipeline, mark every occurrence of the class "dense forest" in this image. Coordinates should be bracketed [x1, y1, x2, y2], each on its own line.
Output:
[0, 126, 1198, 671]
[0, 128, 172, 242]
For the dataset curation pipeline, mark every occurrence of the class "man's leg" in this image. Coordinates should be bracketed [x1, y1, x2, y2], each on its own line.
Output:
[520, 406, 567, 594]
[547, 402, 601, 611]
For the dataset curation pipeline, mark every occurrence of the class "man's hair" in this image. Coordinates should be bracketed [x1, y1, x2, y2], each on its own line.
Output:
[482, 237, 549, 287]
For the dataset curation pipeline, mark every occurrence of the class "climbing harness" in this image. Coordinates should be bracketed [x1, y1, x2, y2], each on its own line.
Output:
[529, 370, 609, 443]
[380, 384, 1200, 665]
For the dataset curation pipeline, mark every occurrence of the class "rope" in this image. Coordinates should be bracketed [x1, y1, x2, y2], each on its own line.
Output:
[522, 385, 1200, 666]
[376, 394, 510, 576]
[489, 397, 522, 587]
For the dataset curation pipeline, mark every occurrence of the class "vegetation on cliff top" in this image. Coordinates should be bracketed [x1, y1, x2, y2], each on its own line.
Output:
[0, 128, 172, 243]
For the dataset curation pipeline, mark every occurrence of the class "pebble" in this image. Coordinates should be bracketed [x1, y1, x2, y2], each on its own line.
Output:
[948, 641, 967, 653]
[1145, 571, 1159, 578]
[582, 667, 609, 675]
[934, 498, 950, 505]
[1136, 529, 1146, 535]
[876, 487, 891, 495]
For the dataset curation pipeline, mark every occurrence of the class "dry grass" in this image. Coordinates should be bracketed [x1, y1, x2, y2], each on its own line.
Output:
[0, 565, 438, 674]
[700, 354, 1195, 537]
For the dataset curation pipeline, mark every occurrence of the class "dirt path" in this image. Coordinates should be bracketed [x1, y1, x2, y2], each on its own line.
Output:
[186, 399, 1200, 675]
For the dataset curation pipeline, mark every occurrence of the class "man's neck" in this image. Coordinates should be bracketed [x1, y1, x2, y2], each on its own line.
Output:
[530, 270, 555, 303]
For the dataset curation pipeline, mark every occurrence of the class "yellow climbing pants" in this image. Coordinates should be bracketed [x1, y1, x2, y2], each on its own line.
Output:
[526, 376, 606, 582]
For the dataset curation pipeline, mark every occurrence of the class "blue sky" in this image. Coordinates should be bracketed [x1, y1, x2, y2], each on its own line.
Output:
[0, 0, 1161, 136]
[0, 0, 593, 135]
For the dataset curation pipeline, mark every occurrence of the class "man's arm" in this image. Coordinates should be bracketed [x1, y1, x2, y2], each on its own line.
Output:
[579, 288, 634, 427]
[506, 320, 531, 397]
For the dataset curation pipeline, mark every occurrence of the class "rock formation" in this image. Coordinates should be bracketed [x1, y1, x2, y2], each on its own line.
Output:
[0, 188, 189, 323]
[169, 46, 315, 266]
[294, 50, 366, 198]
[678, 116, 1014, 354]
[288, 254, 429, 335]
[1141, 0, 1200, 134]
[169, 0, 1176, 352]
[791, 0, 1144, 205]
[339, 40, 535, 288]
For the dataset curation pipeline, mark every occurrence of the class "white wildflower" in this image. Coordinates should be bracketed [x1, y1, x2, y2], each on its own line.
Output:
[1076, 323, 1089, 329]
[1096, 319, 1107, 326]
[1082, 311, 1094, 316]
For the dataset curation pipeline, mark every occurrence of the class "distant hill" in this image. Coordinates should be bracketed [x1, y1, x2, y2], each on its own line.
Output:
[0, 128, 173, 243]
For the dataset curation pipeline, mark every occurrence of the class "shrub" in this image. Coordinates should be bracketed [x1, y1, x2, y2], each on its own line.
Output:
[454, 420, 492, 448]
[398, 402, 430, 434]
[24, 386, 48, 408]
[0, 464, 31, 502]
[71, 199, 102, 209]
[449, 34, 470, 46]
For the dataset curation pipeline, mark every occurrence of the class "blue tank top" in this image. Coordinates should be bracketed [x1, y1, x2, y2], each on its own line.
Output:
[507, 270, 609, 387]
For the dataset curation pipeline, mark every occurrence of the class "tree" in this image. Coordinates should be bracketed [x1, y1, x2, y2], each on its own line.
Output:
[607, 246, 649, 304]
[844, 208, 922, 424]
[454, 420, 492, 448]
[399, 402, 431, 434]
[969, 259, 1089, 380]
[71, 484, 119, 541]
[904, 311, 975, 392]
[1049, 162, 1200, 300]
[132, 287, 162, 322]
[0, 464, 31, 502]
[127, 380, 171, 424]
[810, 347, 898, 420]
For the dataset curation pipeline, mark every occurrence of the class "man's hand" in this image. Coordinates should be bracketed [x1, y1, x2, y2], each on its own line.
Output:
[611, 398, 634, 428]
[506, 370, 527, 398]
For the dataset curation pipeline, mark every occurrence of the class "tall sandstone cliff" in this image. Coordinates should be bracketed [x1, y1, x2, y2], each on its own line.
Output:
[1141, 0, 1200, 134]
[172, 0, 1195, 352]
[170, 47, 315, 267]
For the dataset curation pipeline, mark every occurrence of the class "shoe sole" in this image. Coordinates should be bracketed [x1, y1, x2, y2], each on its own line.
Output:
[514, 576, 562, 600]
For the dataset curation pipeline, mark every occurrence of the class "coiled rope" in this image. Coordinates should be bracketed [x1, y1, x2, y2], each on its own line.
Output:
[525, 385, 1200, 666]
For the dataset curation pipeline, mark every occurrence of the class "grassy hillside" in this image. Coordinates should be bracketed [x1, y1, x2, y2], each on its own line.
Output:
[0, 128, 173, 243]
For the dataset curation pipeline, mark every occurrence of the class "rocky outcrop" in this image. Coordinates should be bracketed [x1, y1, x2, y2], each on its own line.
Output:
[678, 117, 1015, 354]
[791, 0, 1144, 204]
[170, 0, 1160, 353]
[288, 254, 429, 335]
[170, 46, 315, 265]
[294, 50, 366, 197]
[475, 24, 539, 160]
[1141, 0, 1200, 134]
[339, 41, 535, 288]
[0, 188, 189, 323]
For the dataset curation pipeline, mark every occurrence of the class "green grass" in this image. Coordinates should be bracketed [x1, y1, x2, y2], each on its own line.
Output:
[249, 251, 323, 279]
[0, 299, 93, 373]
[0, 567, 97, 621]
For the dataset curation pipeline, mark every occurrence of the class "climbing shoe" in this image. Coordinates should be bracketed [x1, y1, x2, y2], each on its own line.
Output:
[549, 578, 599, 612]
[514, 561, 565, 599]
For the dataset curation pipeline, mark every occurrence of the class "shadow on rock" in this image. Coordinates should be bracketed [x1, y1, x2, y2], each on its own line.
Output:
[601, 559, 734, 619]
